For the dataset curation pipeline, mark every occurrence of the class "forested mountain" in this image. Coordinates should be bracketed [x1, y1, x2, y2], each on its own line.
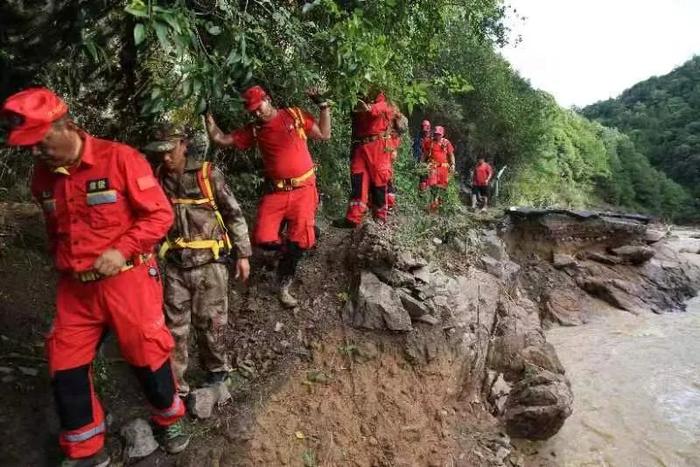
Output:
[583, 56, 700, 211]
[0, 1, 694, 220]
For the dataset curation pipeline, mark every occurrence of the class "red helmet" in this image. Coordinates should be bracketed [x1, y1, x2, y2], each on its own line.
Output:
[434, 125, 445, 136]
[421, 120, 431, 130]
[2, 87, 68, 146]
[241, 85, 267, 111]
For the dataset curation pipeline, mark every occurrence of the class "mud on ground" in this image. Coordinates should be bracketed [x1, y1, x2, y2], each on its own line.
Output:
[2, 203, 699, 467]
[0, 205, 514, 467]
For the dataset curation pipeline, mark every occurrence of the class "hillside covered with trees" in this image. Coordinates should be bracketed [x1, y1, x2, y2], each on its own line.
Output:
[584, 56, 700, 218]
[0, 0, 695, 221]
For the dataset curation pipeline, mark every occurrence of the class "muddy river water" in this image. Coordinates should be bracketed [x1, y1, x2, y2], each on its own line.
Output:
[529, 231, 700, 467]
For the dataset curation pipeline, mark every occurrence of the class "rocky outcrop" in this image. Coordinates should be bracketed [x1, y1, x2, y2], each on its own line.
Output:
[343, 223, 574, 443]
[505, 207, 649, 257]
[342, 211, 700, 448]
[507, 209, 700, 323]
[343, 271, 413, 331]
[502, 368, 573, 440]
[610, 245, 655, 264]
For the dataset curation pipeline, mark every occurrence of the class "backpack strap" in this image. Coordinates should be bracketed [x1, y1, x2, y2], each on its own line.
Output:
[197, 162, 233, 252]
[285, 107, 307, 140]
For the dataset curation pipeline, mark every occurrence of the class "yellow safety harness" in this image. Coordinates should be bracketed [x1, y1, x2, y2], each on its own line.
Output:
[158, 161, 233, 260]
[286, 107, 307, 140]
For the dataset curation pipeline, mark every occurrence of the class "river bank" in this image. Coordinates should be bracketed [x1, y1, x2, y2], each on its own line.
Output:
[521, 229, 700, 467]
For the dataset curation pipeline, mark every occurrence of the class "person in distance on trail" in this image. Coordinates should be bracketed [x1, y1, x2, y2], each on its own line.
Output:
[413, 119, 432, 162]
[334, 89, 405, 228]
[205, 85, 331, 309]
[471, 156, 494, 211]
[1, 87, 188, 467]
[420, 125, 455, 212]
[144, 123, 252, 397]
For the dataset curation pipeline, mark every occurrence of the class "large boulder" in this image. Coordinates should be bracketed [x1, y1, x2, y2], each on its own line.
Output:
[503, 368, 573, 440]
[542, 288, 585, 326]
[344, 271, 413, 331]
[481, 229, 508, 260]
[610, 245, 655, 265]
[579, 277, 647, 313]
[120, 418, 158, 460]
[188, 382, 231, 419]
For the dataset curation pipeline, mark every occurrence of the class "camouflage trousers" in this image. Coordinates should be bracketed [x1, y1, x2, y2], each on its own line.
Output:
[163, 261, 231, 394]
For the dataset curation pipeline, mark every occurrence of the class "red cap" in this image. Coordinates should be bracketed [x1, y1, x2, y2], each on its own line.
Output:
[2, 87, 68, 146]
[434, 125, 445, 136]
[242, 85, 267, 112]
[421, 120, 431, 130]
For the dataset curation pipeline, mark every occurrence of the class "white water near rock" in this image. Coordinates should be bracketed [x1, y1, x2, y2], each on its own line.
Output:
[528, 230, 700, 467]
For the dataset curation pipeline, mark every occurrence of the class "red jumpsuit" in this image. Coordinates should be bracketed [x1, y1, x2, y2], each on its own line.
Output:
[231, 108, 318, 250]
[422, 137, 455, 188]
[345, 93, 396, 224]
[32, 134, 184, 459]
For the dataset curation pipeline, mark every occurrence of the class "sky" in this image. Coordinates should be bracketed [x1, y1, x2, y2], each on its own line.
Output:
[500, 0, 700, 108]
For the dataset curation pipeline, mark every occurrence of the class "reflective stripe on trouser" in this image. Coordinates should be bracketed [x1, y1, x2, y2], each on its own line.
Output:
[163, 261, 231, 393]
[48, 260, 182, 459]
[151, 392, 186, 426]
[345, 139, 393, 224]
[63, 422, 106, 443]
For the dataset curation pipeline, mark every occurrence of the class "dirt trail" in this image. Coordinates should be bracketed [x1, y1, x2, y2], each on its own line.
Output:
[2, 203, 699, 467]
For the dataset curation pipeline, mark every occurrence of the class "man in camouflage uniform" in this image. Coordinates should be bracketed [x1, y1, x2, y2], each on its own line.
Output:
[145, 124, 252, 396]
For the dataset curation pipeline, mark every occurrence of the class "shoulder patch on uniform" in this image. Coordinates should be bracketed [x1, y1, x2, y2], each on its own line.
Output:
[137, 175, 157, 191]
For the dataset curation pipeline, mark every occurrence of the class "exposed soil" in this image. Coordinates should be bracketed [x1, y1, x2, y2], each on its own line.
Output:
[2, 203, 699, 467]
[0, 205, 504, 467]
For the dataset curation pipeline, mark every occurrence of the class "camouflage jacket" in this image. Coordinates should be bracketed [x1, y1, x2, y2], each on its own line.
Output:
[158, 158, 252, 268]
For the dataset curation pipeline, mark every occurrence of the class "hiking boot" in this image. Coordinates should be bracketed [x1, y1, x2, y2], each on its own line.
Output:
[278, 278, 299, 309]
[205, 371, 230, 386]
[177, 380, 190, 398]
[60, 449, 110, 467]
[331, 218, 358, 229]
[155, 420, 190, 454]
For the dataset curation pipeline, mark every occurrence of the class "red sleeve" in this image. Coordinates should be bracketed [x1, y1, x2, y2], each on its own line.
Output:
[488, 164, 494, 177]
[302, 109, 316, 133]
[112, 148, 174, 258]
[370, 100, 391, 116]
[231, 125, 255, 151]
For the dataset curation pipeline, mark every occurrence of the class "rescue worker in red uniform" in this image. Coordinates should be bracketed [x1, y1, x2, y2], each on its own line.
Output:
[1, 88, 188, 466]
[336, 91, 404, 227]
[471, 157, 494, 211]
[420, 125, 455, 212]
[205, 86, 331, 308]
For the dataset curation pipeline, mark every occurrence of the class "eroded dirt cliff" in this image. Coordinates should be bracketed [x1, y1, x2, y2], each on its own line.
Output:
[1, 203, 698, 466]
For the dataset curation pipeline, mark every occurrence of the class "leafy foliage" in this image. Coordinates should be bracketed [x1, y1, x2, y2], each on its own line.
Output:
[0, 1, 693, 222]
